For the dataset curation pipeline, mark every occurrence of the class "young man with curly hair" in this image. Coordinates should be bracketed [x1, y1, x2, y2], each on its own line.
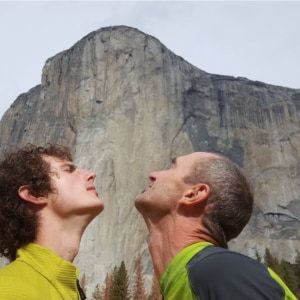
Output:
[135, 152, 296, 300]
[0, 144, 104, 299]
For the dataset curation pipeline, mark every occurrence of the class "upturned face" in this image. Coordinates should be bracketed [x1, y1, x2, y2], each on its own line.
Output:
[43, 155, 104, 220]
[135, 153, 206, 218]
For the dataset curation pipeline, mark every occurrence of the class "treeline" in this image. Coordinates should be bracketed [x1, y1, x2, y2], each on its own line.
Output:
[81, 249, 300, 300]
[81, 254, 161, 300]
[257, 248, 300, 299]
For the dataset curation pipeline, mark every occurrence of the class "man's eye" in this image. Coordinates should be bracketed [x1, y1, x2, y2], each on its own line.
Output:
[169, 158, 176, 169]
[66, 165, 76, 172]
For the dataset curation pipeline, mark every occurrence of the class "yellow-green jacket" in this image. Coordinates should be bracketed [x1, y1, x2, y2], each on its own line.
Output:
[0, 243, 82, 299]
[160, 242, 297, 300]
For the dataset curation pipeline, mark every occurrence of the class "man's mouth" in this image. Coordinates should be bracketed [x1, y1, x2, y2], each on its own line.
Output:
[87, 186, 98, 196]
[142, 184, 152, 193]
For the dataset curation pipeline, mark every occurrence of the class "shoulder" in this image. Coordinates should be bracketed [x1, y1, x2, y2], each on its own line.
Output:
[186, 246, 286, 299]
[187, 246, 272, 281]
[0, 261, 40, 298]
[187, 246, 252, 279]
[0, 259, 36, 277]
[188, 246, 261, 270]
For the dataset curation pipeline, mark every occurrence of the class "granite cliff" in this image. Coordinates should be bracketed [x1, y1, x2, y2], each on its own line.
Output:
[0, 26, 299, 294]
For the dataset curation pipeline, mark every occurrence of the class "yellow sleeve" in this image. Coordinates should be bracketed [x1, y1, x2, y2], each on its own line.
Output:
[268, 267, 298, 300]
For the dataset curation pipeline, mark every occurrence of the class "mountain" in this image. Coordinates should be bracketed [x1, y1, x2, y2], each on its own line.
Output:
[0, 26, 299, 295]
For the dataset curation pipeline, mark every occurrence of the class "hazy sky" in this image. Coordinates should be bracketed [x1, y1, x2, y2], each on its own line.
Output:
[1, 1, 299, 119]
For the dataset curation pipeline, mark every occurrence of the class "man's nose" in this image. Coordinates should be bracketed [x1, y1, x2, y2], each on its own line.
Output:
[149, 171, 158, 181]
[81, 169, 96, 182]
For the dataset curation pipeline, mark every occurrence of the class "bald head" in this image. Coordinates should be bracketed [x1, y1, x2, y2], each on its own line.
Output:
[182, 152, 253, 247]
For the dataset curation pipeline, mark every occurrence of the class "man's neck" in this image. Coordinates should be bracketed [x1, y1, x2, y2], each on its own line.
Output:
[146, 217, 193, 279]
[148, 231, 178, 279]
[146, 216, 217, 280]
[34, 217, 87, 262]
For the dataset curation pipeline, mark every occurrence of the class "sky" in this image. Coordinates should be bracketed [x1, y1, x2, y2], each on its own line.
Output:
[0, 1, 299, 119]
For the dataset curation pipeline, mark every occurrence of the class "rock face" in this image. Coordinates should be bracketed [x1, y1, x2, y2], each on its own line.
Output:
[1, 26, 300, 294]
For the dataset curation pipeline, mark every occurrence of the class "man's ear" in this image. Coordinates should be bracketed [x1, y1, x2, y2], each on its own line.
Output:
[179, 184, 210, 206]
[18, 185, 47, 205]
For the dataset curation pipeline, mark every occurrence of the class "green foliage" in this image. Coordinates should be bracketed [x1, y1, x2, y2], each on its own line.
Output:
[110, 261, 130, 300]
[280, 260, 298, 294]
[93, 258, 162, 300]
[91, 283, 102, 300]
[294, 253, 300, 298]
[264, 248, 281, 274]
[295, 253, 300, 280]
[263, 248, 300, 299]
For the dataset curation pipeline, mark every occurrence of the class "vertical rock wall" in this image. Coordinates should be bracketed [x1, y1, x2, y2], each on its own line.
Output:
[0, 26, 299, 294]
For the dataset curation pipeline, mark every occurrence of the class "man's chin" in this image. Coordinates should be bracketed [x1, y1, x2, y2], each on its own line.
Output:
[91, 201, 104, 216]
[134, 196, 144, 212]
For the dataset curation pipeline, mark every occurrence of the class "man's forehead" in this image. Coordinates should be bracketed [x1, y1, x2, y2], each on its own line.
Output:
[178, 152, 218, 162]
[42, 155, 72, 166]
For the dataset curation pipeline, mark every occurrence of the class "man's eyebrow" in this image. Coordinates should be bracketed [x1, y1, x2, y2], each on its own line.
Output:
[60, 162, 76, 169]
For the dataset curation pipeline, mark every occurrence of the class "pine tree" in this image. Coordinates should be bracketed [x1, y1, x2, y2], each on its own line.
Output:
[91, 283, 102, 300]
[101, 271, 112, 300]
[133, 255, 147, 300]
[255, 249, 262, 262]
[111, 261, 130, 300]
[110, 266, 118, 298]
[280, 259, 298, 295]
[295, 253, 300, 275]
[264, 248, 299, 299]
[294, 253, 300, 299]
[148, 274, 162, 300]
[264, 248, 281, 274]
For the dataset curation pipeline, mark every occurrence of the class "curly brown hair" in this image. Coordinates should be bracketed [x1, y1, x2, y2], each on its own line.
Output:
[0, 144, 72, 261]
[183, 153, 253, 248]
